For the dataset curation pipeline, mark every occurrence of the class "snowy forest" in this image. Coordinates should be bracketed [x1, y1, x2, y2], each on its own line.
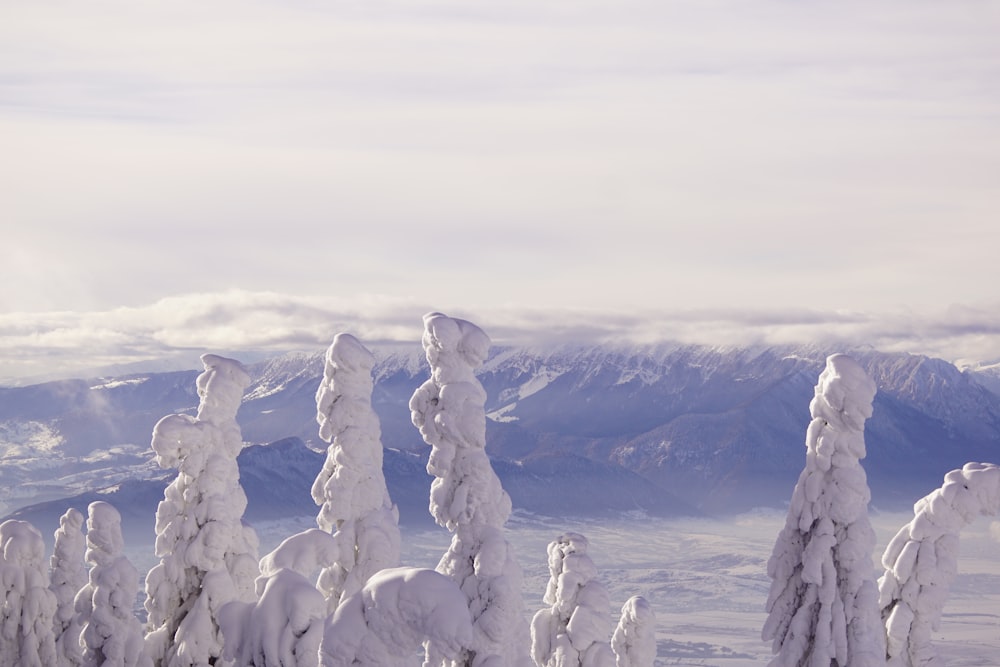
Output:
[0, 311, 994, 667]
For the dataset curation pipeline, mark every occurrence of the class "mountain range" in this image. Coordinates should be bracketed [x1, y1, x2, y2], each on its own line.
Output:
[3, 342, 999, 546]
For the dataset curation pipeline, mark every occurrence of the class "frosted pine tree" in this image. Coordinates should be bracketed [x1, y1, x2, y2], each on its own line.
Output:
[530, 532, 615, 667]
[220, 529, 339, 667]
[319, 566, 474, 667]
[409, 312, 533, 667]
[76, 501, 151, 667]
[0, 519, 58, 667]
[51, 507, 87, 667]
[611, 596, 656, 667]
[312, 333, 401, 611]
[762, 353, 884, 667]
[144, 354, 260, 667]
[879, 462, 1000, 667]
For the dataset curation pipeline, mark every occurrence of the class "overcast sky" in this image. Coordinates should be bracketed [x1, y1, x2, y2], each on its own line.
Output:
[2, 0, 999, 382]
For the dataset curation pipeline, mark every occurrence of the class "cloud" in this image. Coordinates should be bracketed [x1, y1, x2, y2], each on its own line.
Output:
[2, 290, 1000, 384]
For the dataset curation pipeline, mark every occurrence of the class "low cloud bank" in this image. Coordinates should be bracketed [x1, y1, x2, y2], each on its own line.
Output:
[1, 291, 998, 384]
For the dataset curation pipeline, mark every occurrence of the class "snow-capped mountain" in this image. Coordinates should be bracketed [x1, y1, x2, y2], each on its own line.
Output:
[3, 343, 999, 536]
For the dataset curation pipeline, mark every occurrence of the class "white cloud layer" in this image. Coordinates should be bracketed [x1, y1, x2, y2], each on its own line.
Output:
[1, 291, 999, 383]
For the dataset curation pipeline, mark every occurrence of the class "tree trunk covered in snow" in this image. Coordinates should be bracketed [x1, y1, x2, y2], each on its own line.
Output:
[762, 353, 885, 667]
[143, 354, 260, 667]
[410, 312, 533, 667]
[879, 462, 1000, 667]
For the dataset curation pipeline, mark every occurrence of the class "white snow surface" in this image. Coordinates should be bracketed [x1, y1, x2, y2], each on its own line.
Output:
[312, 333, 401, 611]
[409, 312, 532, 667]
[143, 354, 260, 667]
[762, 354, 885, 667]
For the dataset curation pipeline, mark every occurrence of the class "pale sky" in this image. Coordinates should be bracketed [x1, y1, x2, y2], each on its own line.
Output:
[2, 0, 999, 382]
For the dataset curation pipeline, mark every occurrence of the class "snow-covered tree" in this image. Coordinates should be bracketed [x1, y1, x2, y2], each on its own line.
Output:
[319, 566, 474, 667]
[144, 353, 260, 667]
[530, 532, 615, 667]
[0, 519, 58, 667]
[312, 332, 400, 611]
[611, 596, 656, 667]
[76, 501, 151, 667]
[879, 462, 1000, 667]
[51, 507, 87, 667]
[762, 353, 884, 667]
[409, 312, 532, 667]
[220, 529, 339, 667]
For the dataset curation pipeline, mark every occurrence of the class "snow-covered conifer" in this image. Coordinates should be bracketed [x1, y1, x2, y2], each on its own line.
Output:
[312, 333, 400, 611]
[409, 312, 532, 667]
[220, 529, 339, 667]
[611, 596, 656, 667]
[0, 519, 58, 667]
[762, 353, 884, 667]
[51, 507, 87, 667]
[75, 501, 151, 667]
[879, 462, 1000, 667]
[144, 353, 260, 667]
[319, 566, 473, 667]
[530, 533, 615, 667]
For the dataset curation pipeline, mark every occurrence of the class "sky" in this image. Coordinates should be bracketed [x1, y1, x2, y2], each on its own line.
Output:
[2, 0, 1000, 382]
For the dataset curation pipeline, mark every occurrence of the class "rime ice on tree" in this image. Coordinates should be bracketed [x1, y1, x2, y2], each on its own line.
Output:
[319, 566, 474, 667]
[611, 596, 656, 667]
[762, 354, 884, 667]
[312, 333, 401, 611]
[0, 519, 58, 667]
[144, 354, 260, 667]
[530, 532, 615, 667]
[51, 507, 86, 667]
[879, 462, 1000, 667]
[220, 529, 339, 667]
[76, 501, 151, 667]
[409, 312, 532, 667]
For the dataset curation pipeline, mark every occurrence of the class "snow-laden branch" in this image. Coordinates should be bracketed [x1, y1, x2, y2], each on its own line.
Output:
[611, 596, 656, 667]
[0, 519, 58, 667]
[879, 462, 1000, 667]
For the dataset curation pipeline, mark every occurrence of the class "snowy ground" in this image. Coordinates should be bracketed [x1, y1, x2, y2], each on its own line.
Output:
[138, 510, 1000, 666]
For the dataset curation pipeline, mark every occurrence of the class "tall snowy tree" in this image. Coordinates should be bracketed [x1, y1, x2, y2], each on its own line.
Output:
[409, 312, 533, 667]
[762, 353, 885, 667]
[879, 462, 1000, 667]
[530, 532, 615, 667]
[76, 501, 151, 667]
[144, 353, 260, 667]
[220, 529, 339, 667]
[312, 332, 401, 611]
[0, 519, 58, 667]
[51, 507, 87, 667]
[611, 596, 656, 667]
